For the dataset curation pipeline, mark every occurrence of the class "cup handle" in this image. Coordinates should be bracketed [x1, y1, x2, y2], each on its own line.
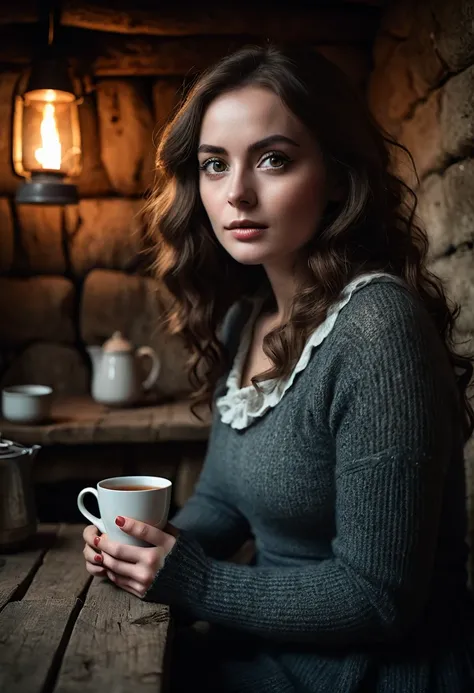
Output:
[77, 488, 106, 534]
[137, 346, 161, 391]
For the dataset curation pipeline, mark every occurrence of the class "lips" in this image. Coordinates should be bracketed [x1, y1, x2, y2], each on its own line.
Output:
[225, 220, 268, 230]
[229, 227, 265, 241]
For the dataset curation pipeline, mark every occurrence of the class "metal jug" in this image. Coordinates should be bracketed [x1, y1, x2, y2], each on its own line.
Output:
[0, 435, 40, 548]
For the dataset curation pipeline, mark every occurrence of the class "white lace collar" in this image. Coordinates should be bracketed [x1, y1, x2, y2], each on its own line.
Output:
[216, 272, 402, 430]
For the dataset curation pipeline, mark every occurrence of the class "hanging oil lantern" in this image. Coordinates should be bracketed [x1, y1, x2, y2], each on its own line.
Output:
[12, 6, 83, 205]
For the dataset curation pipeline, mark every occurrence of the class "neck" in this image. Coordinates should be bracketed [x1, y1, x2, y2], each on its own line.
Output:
[262, 259, 309, 321]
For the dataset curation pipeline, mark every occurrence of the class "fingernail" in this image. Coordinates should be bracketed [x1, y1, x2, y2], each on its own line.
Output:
[93, 536, 100, 547]
[94, 554, 102, 563]
[115, 516, 125, 527]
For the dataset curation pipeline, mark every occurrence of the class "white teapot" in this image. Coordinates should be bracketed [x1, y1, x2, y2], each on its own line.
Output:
[87, 332, 161, 406]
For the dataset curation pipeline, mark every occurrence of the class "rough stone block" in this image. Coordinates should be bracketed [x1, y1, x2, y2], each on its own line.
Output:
[416, 173, 444, 256]
[432, 0, 474, 71]
[0, 72, 22, 196]
[81, 269, 191, 399]
[65, 198, 145, 276]
[398, 89, 442, 180]
[372, 33, 400, 72]
[369, 7, 444, 132]
[152, 78, 184, 141]
[97, 79, 156, 196]
[417, 160, 474, 259]
[1, 343, 88, 395]
[0, 197, 14, 273]
[406, 10, 445, 100]
[441, 65, 474, 161]
[368, 42, 418, 136]
[464, 433, 474, 583]
[17, 204, 66, 274]
[75, 93, 111, 197]
[430, 249, 474, 333]
[0, 276, 75, 346]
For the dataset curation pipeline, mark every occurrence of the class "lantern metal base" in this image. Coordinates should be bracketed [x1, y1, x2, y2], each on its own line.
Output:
[16, 173, 78, 205]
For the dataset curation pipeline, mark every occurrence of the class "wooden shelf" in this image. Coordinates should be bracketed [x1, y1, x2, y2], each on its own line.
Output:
[0, 395, 210, 446]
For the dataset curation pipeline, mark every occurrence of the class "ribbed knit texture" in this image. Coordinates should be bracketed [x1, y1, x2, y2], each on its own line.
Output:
[144, 280, 474, 692]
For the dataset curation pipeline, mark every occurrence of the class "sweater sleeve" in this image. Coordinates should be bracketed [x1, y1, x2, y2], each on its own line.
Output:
[144, 288, 459, 644]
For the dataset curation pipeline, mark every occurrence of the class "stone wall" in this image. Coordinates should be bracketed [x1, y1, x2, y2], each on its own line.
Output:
[369, 0, 474, 571]
[0, 1, 375, 404]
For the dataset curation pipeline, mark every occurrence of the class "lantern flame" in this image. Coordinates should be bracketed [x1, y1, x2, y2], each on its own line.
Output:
[34, 102, 61, 170]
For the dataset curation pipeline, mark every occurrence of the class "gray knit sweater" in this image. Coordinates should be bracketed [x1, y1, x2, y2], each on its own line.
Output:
[144, 279, 474, 692]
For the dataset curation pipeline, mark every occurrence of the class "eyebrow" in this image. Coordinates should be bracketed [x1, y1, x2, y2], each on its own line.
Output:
[197, 134, 300, 155]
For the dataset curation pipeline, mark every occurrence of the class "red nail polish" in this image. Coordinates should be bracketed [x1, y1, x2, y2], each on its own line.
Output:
[93, 536, 100, 547]
[115, 516, 125, 527]
[94, 554, 102, 563]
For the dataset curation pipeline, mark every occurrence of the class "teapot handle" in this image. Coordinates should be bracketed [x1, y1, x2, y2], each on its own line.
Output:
[137, 346, 161, 391]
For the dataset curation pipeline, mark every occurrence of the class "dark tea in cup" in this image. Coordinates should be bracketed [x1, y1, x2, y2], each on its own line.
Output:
[101, 484, 161, 491]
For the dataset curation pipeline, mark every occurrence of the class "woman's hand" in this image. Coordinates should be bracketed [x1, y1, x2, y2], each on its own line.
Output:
[82, 517, 178, 598]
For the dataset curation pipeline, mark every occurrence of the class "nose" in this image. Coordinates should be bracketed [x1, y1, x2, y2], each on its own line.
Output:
[227, 169, 257, 208]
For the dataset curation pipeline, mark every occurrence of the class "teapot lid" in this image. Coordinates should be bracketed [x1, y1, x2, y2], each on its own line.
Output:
[103, 331, 133, 354]
[0, 436, 30, 458]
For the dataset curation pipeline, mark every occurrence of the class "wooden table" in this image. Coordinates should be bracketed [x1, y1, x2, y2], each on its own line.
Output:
[0, 524, 171, 693]
[0, 395, 210, 446]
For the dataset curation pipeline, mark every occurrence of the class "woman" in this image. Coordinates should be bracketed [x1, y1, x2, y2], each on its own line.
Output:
[82, 45, 474, 691]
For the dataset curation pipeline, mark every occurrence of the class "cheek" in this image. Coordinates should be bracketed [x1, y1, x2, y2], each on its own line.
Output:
[199, 181, 227, 240]
[199, 182, 214, 221]
[276, 171, 327, 222]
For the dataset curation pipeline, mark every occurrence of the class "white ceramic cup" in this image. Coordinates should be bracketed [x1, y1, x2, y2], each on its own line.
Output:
[2, 385, 53, 424]
[77, 475, 172, 547]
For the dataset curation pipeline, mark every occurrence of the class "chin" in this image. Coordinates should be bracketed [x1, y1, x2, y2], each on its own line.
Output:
[227, 249, 272, 266]
[220, 238, 272, 265]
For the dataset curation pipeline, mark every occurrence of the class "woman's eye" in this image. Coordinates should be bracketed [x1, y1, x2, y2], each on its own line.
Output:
[259, 152, 290, 169]
[200, 158, 227, 174]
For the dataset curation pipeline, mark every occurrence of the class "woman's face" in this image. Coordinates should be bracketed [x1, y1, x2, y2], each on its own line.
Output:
[198, 85, 329, 270]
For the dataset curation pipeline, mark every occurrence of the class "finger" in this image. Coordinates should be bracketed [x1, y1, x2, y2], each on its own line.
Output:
[101, 552, 151, 582]
[83, 545, 107, 574]
[83, 524, 101, 547]
[115, 516, 174, 553]
[94, 534, 144, 563]
[107, 571, 146, 599]
[83, 543, 102, 563]
[85, 561, 107, 577]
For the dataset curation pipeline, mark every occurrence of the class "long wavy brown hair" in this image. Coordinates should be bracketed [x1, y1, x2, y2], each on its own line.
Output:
[145, 44, 473, 438]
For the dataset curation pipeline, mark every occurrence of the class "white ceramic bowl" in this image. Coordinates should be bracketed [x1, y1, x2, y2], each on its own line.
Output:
[2, 385, 53, 424]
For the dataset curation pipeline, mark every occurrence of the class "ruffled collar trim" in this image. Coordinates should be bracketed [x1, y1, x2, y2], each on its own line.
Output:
[216, 272, 403, 430]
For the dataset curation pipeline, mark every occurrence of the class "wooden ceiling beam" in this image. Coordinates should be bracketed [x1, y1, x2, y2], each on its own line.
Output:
[0, 2, 379, 43]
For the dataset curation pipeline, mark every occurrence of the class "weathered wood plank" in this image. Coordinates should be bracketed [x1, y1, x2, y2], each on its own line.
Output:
[87, 33, 249, 77]
[0, 598, 84, 693]
[25, 524, 91, 601]
[0, 525, 91, 693]
[55, 576, 171, 693]
[0, 524, 58, 612]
